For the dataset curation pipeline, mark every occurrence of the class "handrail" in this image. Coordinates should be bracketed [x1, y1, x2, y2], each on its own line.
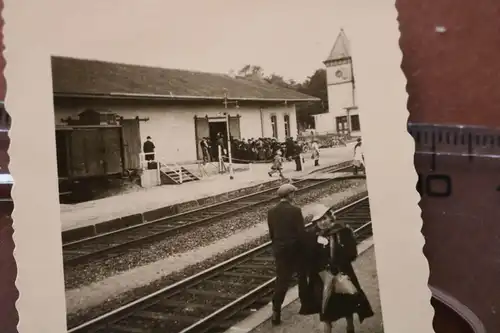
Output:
[140, 152, 186, 184]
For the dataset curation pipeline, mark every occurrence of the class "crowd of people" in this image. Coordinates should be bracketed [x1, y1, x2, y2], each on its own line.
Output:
[198, 134, 365, 179]
[200, 135, 305, 163]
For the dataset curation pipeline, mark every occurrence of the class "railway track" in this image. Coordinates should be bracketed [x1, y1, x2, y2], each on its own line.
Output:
[63, 164, 360, 267]
[68, 196, 372, 333]
[310, 163, 357, 174]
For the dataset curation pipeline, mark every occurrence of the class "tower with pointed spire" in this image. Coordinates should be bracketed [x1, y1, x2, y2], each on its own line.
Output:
[314, 29, 360, 136]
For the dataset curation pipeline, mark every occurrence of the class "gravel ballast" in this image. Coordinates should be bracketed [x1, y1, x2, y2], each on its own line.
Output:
[67, 189, 368, 328]
[66, 185, 368, 327]
[65, 179, 365, 290]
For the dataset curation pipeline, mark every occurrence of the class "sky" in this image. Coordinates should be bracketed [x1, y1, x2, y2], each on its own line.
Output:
[43, 0, 348, 83]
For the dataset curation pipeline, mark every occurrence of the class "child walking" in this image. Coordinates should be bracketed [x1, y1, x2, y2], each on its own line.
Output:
[269, 150, 285, 179]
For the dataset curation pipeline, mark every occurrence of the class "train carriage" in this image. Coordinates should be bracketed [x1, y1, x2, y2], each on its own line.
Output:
[55, 109, 131, 202]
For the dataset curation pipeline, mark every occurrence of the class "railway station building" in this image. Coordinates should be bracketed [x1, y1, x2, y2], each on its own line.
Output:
[314, 30, 361, 137]
[51, 56, 319, 176]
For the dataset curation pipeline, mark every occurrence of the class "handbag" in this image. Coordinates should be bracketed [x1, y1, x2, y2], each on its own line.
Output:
[318, 234, 358, 313]
[333, 272, 357, 295]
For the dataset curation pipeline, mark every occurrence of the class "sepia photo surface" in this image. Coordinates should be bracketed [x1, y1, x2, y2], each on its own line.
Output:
[53, 11, 384, 333]
[5, 0, 430, 333]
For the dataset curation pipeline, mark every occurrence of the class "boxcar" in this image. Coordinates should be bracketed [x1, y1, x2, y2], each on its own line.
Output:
[55, 125, 124, 180]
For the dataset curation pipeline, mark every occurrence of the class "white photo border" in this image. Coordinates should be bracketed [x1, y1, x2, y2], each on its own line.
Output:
[5, 0, 433, 332]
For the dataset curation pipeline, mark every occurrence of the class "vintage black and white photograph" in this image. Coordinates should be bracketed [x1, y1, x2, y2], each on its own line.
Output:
[45, 3, 384, 333]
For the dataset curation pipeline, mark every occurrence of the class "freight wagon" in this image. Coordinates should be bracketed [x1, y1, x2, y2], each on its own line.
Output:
[55, 109, 141, 203]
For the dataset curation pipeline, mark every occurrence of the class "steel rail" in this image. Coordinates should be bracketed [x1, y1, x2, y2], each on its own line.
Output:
[63, 162, 350, 248]
[179, 220, 372, 333]
[68, 196, 370, 333]
[63, 164, 360, 267]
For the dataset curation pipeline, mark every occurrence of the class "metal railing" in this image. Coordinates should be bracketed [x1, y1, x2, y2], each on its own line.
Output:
[140, 152, 192, 184]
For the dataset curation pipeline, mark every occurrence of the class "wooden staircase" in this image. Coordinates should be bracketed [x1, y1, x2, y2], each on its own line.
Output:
[159, 165, 200, 185]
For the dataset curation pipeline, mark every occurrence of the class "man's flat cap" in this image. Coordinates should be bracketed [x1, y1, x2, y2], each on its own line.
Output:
[277, 184, 298, 197]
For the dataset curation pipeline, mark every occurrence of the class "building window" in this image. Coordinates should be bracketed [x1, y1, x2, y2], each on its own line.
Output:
[336, 116, 348, 134]
[284, 114, 290, 138]
[350, 115, 361, 132]
[270, 115, 278, 138]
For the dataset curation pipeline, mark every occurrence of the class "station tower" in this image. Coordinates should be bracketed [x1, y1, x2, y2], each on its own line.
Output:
[314, 29, 360, 136]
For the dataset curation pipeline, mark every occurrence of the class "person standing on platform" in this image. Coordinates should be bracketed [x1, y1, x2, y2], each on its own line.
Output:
[268, 150, 285, 179]
[200, 137, 211, 163]
[267, 184, 314, 326]
[311, 139, 320, 167]
[216, 132, 227, 173]
[299, 208, 374, 333]
[216, 132, 226, 155]
[293, 140, 303, 171]
[143, 136, 156, 169]
[285, 137, 294, 161]
[353, 138, 365, 175]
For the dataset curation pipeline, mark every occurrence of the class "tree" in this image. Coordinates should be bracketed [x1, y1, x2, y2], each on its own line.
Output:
[237, 65, 264, 78]
[295, 69, 328, 131]
[298, 69, 328, 102]
[235, 65, 297, 88]
[232, 65, 329, 133]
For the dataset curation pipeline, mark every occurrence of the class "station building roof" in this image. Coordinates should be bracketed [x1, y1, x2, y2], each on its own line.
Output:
[52, 56, 319, 103]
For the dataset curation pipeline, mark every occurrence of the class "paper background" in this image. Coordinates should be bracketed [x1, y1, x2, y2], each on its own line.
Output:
[4, 0, 432, 332]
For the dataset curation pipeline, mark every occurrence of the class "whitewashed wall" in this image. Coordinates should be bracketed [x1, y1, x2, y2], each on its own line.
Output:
[314, 112, 336, 133]
[314, 109, 361, 136]
[54, 100, 297, 163]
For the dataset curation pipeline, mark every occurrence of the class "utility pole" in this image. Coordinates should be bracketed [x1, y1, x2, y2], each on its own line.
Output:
[223, 90, 235, 180]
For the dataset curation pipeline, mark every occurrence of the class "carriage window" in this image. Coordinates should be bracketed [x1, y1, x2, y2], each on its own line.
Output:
[284, 114, 290, 138]
[271, 115, 278, 138]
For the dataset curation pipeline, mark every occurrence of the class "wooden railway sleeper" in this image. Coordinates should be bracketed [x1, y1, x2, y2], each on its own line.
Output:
[186, 289, 240, 300]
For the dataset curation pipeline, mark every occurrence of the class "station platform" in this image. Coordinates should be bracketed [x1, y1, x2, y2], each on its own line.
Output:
[224, 242, 383, 333]
[61, 145, 357, 241]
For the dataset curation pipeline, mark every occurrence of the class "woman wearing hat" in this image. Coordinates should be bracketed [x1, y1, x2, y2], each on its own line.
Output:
[299, 205, 374, 333]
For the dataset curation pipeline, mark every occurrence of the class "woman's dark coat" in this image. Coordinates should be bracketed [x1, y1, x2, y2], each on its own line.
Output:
[298, 227, 374, 323]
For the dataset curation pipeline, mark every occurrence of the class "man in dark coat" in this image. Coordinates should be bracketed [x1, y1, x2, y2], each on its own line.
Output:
[216, 132, 226, 157]
[143, 136, 155, 160]
[267, 184, 313, 325]
[285, 137, 294, 160]
[200, 137, 211, 163]
[143, 136, 156, 169]
[293, 140, 303, 171]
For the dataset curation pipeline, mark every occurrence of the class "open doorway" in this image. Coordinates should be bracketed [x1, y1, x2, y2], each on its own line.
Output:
[208, 120, 228, 158]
